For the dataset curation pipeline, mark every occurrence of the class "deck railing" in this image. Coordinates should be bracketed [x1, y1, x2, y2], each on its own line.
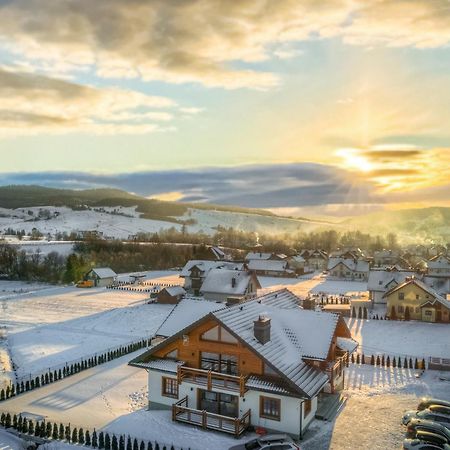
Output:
[172, 396, 251, 437]
[177, 366, 248, 396]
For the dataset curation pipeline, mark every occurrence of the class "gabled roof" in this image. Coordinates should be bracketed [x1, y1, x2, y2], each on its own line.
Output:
[245, 252, 273, 261]
[162, 286, 186, 297]
[130, 289, 344, 398]
[180, 260, 243, 277]
[383, 277, 447, 301]
[247, 259, 290, 272]
[328, 257, 369, 273]
[200, 268, 260, 296]
[89, 267, 117, 278]
[367, 268, 416, 291]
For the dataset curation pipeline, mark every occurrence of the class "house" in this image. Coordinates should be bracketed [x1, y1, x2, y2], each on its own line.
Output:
[247, 259, 295, 277]
[384, 277, 450, 323]
[245, 252, 287, 262]
[200, 268, 261, 303]
[129, 289, 357, 439]
[427, 255, 450, 278]
[372, 250, 411, 269]
[156, 286, 186, 305]
[287, 255, 308, 275]
[367, 267, 417, 304]
[327, 257, 369, 281]
[299, 250, 328, 272]
[83, 267, 116, 287]
[180, 260, 243, 295]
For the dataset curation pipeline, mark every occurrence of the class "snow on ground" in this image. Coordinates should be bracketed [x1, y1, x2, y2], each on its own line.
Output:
[6, 241, 75, 257]
[347, 317, 450, 359]
[0, 273, 178, 384]
[258, 273, 367, 297]
[302, 365, 450, 450]
[0, 428, 28, 450]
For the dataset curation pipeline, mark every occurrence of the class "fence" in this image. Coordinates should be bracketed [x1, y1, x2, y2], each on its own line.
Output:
[350, 352, 427, 370]
[0, 337, 152, 402]
[0, 415, 187, 450]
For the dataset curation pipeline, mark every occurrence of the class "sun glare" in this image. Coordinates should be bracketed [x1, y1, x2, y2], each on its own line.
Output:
[336, 148, 373, 173]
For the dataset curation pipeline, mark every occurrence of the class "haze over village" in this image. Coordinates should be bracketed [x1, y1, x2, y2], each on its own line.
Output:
[1, 1, 450, 450]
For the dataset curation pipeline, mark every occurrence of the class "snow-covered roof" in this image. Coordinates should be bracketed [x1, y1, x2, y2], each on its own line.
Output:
[428, 255, 450, 269]
[367, 269, 416, 292]
[246, 375, 298, 396]
[162, 286, 186, 297]
[210, 246, 227, 259]
[336, 337, 358, 353]
[212, 300, 339, 397]
[328, 257, 369, 273]
[89, 267, 117, 278]
[251, 288, 301, 309]
[156, 297, 226, 337]
[248, 259, 289, 272]
[200, 269, 257, 296]
[133, 358, 184, 373]
[180, 260, 242, 277]
[245, 252, 273, 261]
[291, 255, 306, 263]
[383, 277, 448, 305]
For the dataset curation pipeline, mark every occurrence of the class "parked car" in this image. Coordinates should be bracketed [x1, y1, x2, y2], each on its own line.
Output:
[229, 434, 301, 450]
[403, 410, 450, 427]
[418, 399, 450, 411]
[403, 439, 450, 449]
[406, 419, 450, 443]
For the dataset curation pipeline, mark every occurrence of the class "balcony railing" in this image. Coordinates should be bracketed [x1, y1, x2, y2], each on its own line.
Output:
[172, 396, 251, 437]
[177, 366, 248, 396]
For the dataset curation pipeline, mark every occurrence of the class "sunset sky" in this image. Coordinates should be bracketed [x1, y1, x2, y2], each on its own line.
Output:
[0, 0, 449, 216]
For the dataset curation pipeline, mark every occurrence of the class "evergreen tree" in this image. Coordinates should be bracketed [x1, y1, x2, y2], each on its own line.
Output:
[140, 441, 146, 450]
[0, 412, 5, 426]
[5, 413, 11, 428]
[393, 357, 397, 368]
[409, 358, 413, 369]
[28, 420, 34, 435]
[86, 430, 91, 447]
[147, 442, 153, 450]
[112, 435, 118, 450]
[133, 438, 139, 450]
[65, 425, 71, 442]
[92, 430, 98, 448]
[79, 428, 85, 445]
[13, 414, 18, 429]
[1, 388, 5, 401]
[421, 358, 426, 370]
[17, 415, 23, 431]
[127, 436, 133, 450]
[59, 423, 65, 440]
[370, 355, 375, 365]
[404, 357, 408, 369]
[22, 418, 28, 434]
[99, 431, 105, 449]
[386, 356, 391, 367]
[105, 433, 111, 450]
[119, 436, 125, 450]
[53, 422, 58, 440]
[414, 358, 419, 369]
[376, 355, 380, 366]
[72, 428, 78, 444]
[381, 355, 385, 366]
[46, 421, 52, 438]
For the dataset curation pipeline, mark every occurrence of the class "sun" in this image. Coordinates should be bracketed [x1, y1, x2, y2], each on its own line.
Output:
[336, 148, 373, 173]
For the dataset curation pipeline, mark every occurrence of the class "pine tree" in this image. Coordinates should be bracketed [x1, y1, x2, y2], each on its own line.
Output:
[0, 389, 5, 401]
[46, 422, 52, 438]
[34, 421, 41, 437]
[127, 436, 133, 450]
[421, 358, 426, 370]
[99, 432, 105, 449]
[404, 357, 408, 369]
[133, 438, 139, 450]
[5, 413, 12, 428]
[59, 423, 64, 440]
[0, 412, 5, 426]
[53, 422, 58, 440]
[79, 428, 85, 445]
[140, 441, 146, 450]
[105, 433, 111, 450]
[13, 414, 18, 429]
[414, 358, 419, 369]
[376, 355, 380, 366]
[361, 353, 365, 364]
[17, 415, 23, 431]
[92, 430, 98, 448]
[356, 354, 360, 364]
[72, 428, 78, 444]
[381, 355, 385, 366]
[112, 435, 118, 450]
[398, 357, 402, 368]
[28, 420, 34, 435]
[409, 358, 413, 369]
[65, 425, 71, 442]
[370, 355, 375, 365]
[147, 442, 153, 450]
[86, 430, 91, 446]
[386, 356, 390, 367]
[393, 357, 397, 368]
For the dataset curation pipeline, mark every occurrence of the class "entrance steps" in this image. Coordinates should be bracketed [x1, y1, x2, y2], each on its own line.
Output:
[315, 393, 347, 421]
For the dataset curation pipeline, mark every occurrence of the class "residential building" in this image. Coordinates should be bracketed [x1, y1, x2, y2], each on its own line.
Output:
[427, 255, 450, 278]
[83, 267, 116, 287]
[247, 259, 295, 277]
[180, 260, 243, 295]
[367, 267, 417, 304]
[299, 250, 328, 272]
[156, 286, 186, 305]
[327, 257, 369, 281]
[130, 289, 357, 439]
[245, 252, 287, 262]
[384, 277, 450, 323]
[200, 268, 261, 303]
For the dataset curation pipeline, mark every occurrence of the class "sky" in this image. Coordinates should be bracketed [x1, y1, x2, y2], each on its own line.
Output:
[0, 0, 449, 217]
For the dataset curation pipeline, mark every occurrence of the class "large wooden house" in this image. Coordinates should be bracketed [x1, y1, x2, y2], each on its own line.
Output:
[130, 289, 357, 439]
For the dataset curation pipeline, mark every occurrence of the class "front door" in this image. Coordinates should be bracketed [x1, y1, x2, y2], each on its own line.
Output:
[198, 389, 238, 417]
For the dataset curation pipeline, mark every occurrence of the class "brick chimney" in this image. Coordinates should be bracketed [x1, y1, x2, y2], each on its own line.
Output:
[254, 315, 271, 344]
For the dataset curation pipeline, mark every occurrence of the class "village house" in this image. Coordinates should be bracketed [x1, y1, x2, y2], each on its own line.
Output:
[327, 257, 369, 281]
[247, 259, 295, 277]
[200, 268, 261, 303]
[130, 289, 357, 439]
[83, 267, 116, 287]
[180, 260, 243, 295]
[156, 286, 186, 305]
[427, 254, 450, 278]
[299, 250, 328, 271]
[384, 277, 450, 323]
[367, 267, 417, 304]
[245, 252, 288, 262]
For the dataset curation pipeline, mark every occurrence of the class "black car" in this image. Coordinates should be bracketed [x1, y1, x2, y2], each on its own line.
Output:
[407, 419, 450, 443]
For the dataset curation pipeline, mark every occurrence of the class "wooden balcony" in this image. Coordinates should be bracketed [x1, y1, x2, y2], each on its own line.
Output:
[177, 366, 248, 397]
[172, 396, 251, 437]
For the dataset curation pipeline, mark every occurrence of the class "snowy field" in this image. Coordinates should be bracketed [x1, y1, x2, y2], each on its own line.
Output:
[347, 317, 450, 359]
[0, 204, 324, 240]
[0, 272, 178, 388]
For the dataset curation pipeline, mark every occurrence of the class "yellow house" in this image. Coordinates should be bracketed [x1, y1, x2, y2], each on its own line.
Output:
[384, 277, 450, 323]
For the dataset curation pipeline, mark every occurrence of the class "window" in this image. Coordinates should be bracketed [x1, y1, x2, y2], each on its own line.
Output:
[164, 349, 178, 359]
[201, 325, 238, 344]
[260, 396, 281, 421]
[416, 294, 420, 300]
[304, 399, 312, 417]
[424, 310, 433, 316]
[415, 307, 420, 313]
[162, 377, 178, 398]
[200, 352, 238, 375]
[397, 305, 404, 313]
[398, 292, 405, 300]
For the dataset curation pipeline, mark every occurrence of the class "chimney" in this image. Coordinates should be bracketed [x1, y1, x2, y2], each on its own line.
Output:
[254, 315, 271, 344]
[231, 277, 236, 288]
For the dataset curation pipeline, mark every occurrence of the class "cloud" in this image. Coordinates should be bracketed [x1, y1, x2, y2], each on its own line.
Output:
[0, 67, 179, 135]
[0, 1, 449, 90]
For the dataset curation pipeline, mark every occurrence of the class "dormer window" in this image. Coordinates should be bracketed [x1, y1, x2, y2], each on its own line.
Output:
[398, 292, 404, 300]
